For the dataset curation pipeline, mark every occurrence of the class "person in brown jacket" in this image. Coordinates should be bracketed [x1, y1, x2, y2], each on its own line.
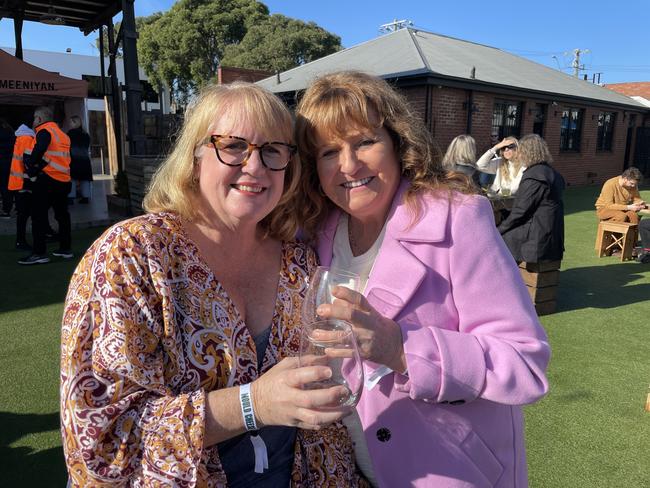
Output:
[595, 167, 646, 224]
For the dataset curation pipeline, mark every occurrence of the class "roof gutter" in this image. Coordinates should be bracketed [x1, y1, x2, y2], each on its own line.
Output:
[395, 73, 649, 112]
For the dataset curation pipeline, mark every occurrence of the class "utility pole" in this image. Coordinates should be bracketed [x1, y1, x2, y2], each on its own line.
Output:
[570, 48, 590, 77]
[379, 19, 413, 34]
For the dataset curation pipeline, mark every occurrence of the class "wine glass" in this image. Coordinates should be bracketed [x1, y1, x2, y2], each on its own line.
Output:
[301, 266, 361, 324]
[298, 318, 364, 410]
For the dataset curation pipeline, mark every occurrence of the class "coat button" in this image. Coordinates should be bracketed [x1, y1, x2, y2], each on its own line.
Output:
[376, 427, 391, 442]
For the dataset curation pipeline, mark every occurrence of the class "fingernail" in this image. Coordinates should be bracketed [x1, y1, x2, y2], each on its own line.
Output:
[316, 306, 325, 315]
[324, 367, 332, 378]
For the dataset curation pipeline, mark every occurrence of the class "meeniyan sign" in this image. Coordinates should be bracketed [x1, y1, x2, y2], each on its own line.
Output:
[0, 79, 56, 91]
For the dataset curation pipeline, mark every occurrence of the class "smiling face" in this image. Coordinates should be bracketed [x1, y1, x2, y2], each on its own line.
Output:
[194, 108, 287, 229]
[315, 113, 401, 224]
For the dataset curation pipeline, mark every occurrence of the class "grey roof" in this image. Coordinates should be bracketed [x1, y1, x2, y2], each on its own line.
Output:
[258, 28, 646, 109]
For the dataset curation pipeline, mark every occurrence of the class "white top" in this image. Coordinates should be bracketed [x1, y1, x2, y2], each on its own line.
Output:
[476, 149, 525, 195]
[331, 213, 386, 488]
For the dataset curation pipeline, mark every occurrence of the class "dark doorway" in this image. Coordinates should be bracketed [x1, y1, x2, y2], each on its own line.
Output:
[633, 126, 650, 177]
[532, 103, 547, 137]
[623, 114, 637, 169]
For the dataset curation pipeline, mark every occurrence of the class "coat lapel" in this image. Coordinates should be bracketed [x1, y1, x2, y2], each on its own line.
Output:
[366, 181, 450, 320]
[316, 180, 451, 321]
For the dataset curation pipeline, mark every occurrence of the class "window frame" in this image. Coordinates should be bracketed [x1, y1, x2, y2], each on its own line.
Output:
[596, 111, 616, 151]
[560, 107, 584, 152]
[491, 99, 523, 141]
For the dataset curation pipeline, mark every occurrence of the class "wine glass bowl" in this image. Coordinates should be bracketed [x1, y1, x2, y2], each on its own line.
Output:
[298, 319, 363, 410]
[301, 266, 361, 324]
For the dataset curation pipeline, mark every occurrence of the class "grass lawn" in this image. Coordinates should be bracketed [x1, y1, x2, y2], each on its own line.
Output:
[0, 186, 649, 487]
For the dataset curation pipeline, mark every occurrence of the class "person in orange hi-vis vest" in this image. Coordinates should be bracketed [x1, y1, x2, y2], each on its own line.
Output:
[18, 106, 73, 265]
[9, 123, 35, 251]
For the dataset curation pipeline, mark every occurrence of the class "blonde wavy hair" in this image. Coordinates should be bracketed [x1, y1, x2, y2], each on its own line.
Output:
[515, 134, 553, 168]
[442, 134, 477, 169]
[294, 71, 475, 239]
[498, 136, 521, 183]
[144, 82, 301, 240]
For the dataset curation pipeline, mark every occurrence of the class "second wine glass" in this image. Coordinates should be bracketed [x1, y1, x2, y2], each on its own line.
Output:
[301, 266, 361, 324]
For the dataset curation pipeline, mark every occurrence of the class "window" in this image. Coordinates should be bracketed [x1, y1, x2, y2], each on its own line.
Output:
[560, 108, 583, 151]
[596, 111, 616, 151]
[491, 100, 522, 140]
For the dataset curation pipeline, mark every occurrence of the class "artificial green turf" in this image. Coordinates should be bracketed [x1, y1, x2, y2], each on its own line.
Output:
[525, 185, 650, 487]
[0, 226, 106, 487]
[0, 187, 648, 487]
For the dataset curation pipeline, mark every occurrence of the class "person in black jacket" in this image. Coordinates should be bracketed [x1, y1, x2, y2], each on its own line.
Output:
[498, 134, 565, 263]
[67, 115, 93, 203]
[0, 118, 16, 218]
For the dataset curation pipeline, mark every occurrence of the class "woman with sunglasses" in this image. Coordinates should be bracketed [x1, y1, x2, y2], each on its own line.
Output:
[60, 83, 367, 487]
[476, 136, 524, 196]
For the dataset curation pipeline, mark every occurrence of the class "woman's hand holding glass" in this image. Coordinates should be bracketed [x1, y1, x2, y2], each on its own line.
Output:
[298, 319, 363, 411]
[250, 357, 352, 430]
[316, 286, 406, 373]
[301, 266, 361, 323]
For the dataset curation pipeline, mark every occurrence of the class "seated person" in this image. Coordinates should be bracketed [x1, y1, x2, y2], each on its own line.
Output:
[498, 134, 565, 264]
[595, 167, 645, 224]
[441, 134, 482, 188]
[476, 136, 524, 196]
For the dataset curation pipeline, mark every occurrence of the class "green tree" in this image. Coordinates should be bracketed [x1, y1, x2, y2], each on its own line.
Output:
[221, 14, 341, 72]
[137, 0, 269, 103]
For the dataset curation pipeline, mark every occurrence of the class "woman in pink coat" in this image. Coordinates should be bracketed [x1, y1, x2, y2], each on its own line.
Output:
[293, 71, 550, 487]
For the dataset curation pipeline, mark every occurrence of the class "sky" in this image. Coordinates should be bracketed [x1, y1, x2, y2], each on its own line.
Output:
[1, 0, 649, 85]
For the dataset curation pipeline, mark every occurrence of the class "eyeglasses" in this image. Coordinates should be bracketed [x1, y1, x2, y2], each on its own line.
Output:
[208, 134, 296, 171]
[502, 144, 517, 151]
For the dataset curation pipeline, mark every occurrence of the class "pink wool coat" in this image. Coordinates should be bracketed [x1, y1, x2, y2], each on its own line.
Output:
[316, 181, 550, 487]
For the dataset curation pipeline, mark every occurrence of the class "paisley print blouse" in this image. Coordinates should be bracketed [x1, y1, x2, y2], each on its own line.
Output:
[60, 212, 366, 487]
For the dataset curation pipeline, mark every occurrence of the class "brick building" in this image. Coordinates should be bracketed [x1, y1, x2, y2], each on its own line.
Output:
[258, 28, 650, 185]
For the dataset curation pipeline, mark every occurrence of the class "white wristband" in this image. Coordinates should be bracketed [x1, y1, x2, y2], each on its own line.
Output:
[239, 383, 258, 431]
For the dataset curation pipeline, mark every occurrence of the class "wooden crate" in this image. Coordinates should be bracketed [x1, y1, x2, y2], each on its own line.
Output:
[535, 300, 557, 316]
[125, 156, 164, 215]
[519, 268, 560, 288]
[518, 261, 561, 316]
[527, 285, 557, 303]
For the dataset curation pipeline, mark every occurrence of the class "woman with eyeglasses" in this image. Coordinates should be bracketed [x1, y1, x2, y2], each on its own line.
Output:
[60, 83, 367, 487]
[294, 71, 549, 487]
[476, 136, 524, 196]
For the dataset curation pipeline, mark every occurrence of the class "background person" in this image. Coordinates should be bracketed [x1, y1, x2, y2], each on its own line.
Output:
[18, 106, 72, 265]
[67, 115, 93, 204]
[476, 136, 524, 195]
[61, 82, 366, 487]
[0, 118, 15, 218]
[294, 71, 550, 488]
[8, 122, 36, 250]
[595, 167, 645, 224]
[441, 134, 482, 188]
[498, 134, 565, 264]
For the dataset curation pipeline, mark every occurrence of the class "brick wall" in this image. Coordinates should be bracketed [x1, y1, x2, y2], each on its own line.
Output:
[398, 84, 646, 186]
[217, 66, 272, 85]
